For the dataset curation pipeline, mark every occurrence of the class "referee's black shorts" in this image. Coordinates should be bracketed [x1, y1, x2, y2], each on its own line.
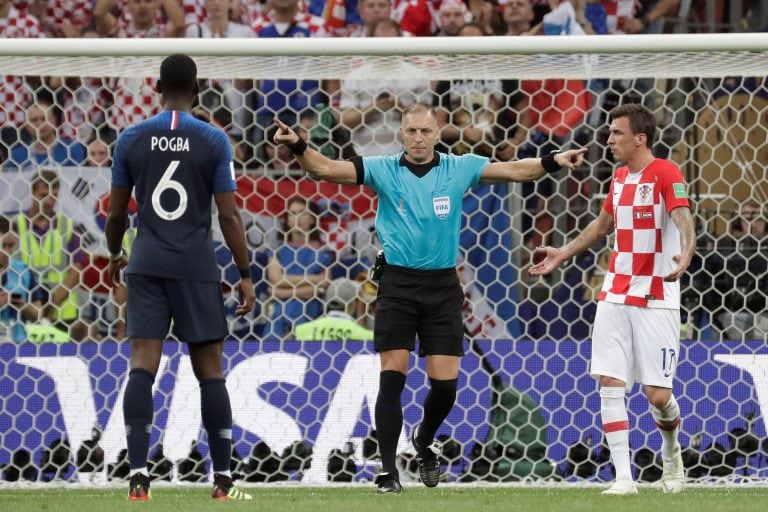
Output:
[373, 264, 465, 357]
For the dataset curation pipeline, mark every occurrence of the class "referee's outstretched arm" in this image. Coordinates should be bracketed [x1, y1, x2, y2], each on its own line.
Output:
[272, 117, 358, 185]
[479, 148, 587, 185]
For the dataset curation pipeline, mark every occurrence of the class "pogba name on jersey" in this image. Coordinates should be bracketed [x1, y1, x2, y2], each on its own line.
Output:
[151, 136, 190, 152]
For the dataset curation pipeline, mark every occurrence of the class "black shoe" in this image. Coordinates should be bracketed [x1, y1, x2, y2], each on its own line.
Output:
[127, 473, 151, 501]
[411, 426, 441, 488]
[375, 472, 402, 494]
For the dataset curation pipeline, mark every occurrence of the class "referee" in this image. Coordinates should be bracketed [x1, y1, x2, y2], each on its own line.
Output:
[273, 103, 585, 494]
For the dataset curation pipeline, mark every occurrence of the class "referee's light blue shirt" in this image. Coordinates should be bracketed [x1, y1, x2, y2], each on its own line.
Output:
[362, 152, 488, 270]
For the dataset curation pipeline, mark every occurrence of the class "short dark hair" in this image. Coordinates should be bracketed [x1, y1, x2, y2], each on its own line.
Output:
[609, 103, 656, 148]
[31, 170, 59, 194]
[159, 54, 198, 97]
[0, 215, 10, 235]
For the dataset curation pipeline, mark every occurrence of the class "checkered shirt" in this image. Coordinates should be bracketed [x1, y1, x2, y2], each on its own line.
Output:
[108, 23, 165, 130]
[601, 0, 640, 34]
[1, 8, 41, 126]
[182, 0, 207, 26]
[598, 158, 690, 309]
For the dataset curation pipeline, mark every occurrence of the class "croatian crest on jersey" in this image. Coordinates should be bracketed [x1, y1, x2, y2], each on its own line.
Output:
[639, 184, 652, 204]
[433, 196, 450, 219]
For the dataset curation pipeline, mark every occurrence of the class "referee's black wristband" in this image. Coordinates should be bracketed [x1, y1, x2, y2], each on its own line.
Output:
[238, 267, 251, 279]
[286, 137, 308, 156]
[541, 152, 562, 174]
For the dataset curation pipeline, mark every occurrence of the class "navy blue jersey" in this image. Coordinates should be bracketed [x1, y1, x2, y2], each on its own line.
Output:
[112, 110, 236, 282]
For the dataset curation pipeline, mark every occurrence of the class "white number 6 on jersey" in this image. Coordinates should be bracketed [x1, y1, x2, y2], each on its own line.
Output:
[151, 160, 188, 221]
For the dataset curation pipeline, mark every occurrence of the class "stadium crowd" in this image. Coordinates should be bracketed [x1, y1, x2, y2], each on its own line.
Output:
[1, 0, 767, 343]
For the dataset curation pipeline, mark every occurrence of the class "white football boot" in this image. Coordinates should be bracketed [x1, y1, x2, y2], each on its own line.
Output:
[661, 444, 685, 494]
[601, 479, 638, 496]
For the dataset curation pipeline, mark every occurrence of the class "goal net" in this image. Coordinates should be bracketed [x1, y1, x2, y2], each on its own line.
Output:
[1, 35, 768, 487]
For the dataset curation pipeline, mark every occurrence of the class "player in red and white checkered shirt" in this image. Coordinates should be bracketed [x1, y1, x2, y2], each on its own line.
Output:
[530, 103, 695, 496]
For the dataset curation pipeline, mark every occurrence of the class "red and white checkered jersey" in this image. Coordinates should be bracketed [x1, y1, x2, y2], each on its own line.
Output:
[1, 8, 41, 126]
[182, 0, 207, 26]
[601, 0, 640, 34]
[0, 6, 42, 37]
[108, 23, 164, 130]
[599, 158, 690, 309]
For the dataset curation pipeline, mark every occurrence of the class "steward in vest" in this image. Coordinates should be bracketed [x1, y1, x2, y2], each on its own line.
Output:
[294, 278, 373, 341]
[15, 171, 88, 340]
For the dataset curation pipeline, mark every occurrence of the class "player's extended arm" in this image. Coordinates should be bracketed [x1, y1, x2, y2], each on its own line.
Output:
[215, 191, 255, 315]
[479, 148, 586, 184]
[272, 117, 358, 185]
[105, 186, 132, 286]
[665, 206, 696, 282]
[529, 209, 614, 276]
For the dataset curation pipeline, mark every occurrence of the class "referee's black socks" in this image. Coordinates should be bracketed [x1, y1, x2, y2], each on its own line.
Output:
[417, 378, 458, 447]
[375, 370, 407, 476]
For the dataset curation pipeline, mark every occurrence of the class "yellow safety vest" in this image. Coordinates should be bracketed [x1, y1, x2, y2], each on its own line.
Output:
[26, 323, 70, 343]
[17, 215, 78, 321]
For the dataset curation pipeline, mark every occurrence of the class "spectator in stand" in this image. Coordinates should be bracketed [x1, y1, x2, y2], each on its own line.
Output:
[0, 0, 42, 130]
[433, 22, 528, 161]
[700, 200, 768, 340]
[25, 0, 92, 37]
[317, 0, 387, 37]
[294, 277, 374, 341]
[466, 0, 506, 34]
[86, 138, 111, 168]
[392, 0, 435, 36]
[186, 0, 254, 163]
[14, 170, 89, 340]
[94, 0, 185, 131]
[504, 0, 536, 35]
[337, 18, 431, 158]
[434, 0, 472, 36]
[53, 76, 113, 145]
[7, 98, 87, 170]
[0, 216, 47, 344]
[527, 0, 594, 35]
[266, 196, 334, 338]
[250, 0, 328, 165]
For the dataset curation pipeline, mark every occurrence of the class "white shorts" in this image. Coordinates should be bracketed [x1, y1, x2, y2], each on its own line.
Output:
[590, 301, 680, 390]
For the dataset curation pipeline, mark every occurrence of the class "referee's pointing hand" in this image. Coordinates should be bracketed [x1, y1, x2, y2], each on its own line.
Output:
[273, 117, 299, 145]
[554, 148, 588, 170]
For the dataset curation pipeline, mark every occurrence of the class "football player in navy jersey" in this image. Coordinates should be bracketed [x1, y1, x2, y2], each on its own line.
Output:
[105, 54, 254, 501]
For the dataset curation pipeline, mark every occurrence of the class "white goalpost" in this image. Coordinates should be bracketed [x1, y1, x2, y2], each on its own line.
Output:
[1, 34, 767, 488]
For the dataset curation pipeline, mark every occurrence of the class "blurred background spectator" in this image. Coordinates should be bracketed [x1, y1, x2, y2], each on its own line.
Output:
[6, 97, 87, 170]
[294, 277, 373, 340]
[265, 196, 334, 338]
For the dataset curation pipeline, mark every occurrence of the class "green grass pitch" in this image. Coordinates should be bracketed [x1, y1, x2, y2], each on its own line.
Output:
[3, 486, 768, 512]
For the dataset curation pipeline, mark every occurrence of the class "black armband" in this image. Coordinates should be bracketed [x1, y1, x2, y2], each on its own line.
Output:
[238, 267, 251, 279]
[541, 152, 562, 174]
[286, 137, 308, 156]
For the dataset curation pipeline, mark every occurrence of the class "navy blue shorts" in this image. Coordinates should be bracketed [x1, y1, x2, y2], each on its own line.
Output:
[373, 265, 465, 357]
[125, 274, 228, 343]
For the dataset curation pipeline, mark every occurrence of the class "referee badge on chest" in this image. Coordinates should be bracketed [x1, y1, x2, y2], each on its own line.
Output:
[433, 196, 450, 219]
